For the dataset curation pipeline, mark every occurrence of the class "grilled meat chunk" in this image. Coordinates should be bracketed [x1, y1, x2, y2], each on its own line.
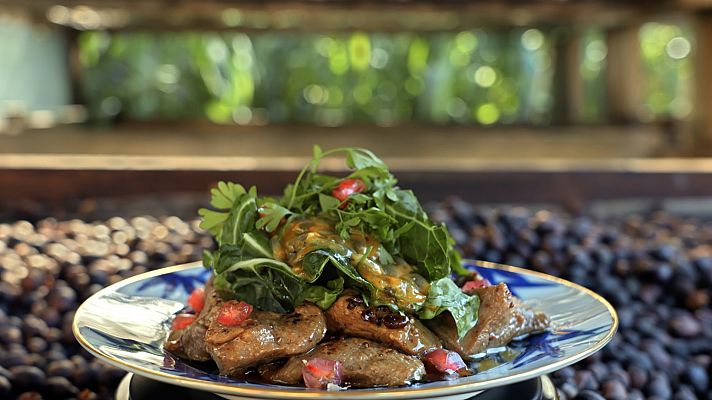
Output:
[426, 283, 549, 360]
[325, 291, 441, 356]
[164, 276, 221, 361]
[261, 337, 425, 387]
[205, 302, 327, 376]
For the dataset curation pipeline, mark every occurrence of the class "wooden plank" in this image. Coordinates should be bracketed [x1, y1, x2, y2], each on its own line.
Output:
[0, 123, 668, 159]
[3, 167, 712, 211]
[0, 1, 663, 32]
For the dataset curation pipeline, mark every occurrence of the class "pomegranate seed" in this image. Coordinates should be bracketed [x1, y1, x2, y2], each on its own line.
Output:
[171, 314, 196, 331]
[216, 301, 253, 326]
[302, 358, 344, 389]
[187, 287, 205, 313]
[462, 278, 491, 293]
[332, 179, 366, 206]
[425, 349, 467, 374]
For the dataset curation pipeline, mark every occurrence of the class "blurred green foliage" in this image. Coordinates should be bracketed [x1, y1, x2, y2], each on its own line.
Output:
[639, 22, 693, 120]
[77, 26, 691, 126]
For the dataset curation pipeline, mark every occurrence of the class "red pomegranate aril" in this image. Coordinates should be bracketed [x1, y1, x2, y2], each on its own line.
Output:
[302, 358, 345, 389]
[187, 287, 205, 313]
[425, 349, 467, 374]
[332, 179, 366, 205]
[171, 314, 196, 331]
[216, 301, 253, 326]
[461, 278, 491, 293]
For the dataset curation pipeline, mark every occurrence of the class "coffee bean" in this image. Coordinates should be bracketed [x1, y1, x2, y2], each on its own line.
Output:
[10, 365, 46, 389]
[0, 376, 11, 397]
[601, 379, 627, 400]
[670, 312, 702, 337]
[646, 373, 672, 398]
[47, 360, 75, 378]
[683, 364, 709, 394]
[575, 370, 599, 391]
[575, 390, 605, 400]
[46, 376, 79, 397]
[673, 386, 696, 400]
[17, 392, 43, 400]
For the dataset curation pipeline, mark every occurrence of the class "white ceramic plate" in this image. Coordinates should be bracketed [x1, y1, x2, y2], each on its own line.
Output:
[73, 260, 617, 400]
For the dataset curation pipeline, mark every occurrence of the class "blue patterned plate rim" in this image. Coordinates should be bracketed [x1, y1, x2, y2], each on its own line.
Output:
[73, 260, 618, 399]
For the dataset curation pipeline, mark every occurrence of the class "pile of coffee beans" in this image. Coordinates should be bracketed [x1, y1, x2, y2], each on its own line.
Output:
[0, 197, 711, 399]
[0, 216, 209, 399]
[436, 198, 712, 400]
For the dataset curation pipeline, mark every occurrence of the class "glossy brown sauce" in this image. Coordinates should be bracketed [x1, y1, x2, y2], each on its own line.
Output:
[273, 216, 429, 311]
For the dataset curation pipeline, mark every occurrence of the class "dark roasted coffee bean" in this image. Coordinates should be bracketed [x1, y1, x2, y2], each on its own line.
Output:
[27, 336, 48, 353]
[47, 359, 74, 378]
[589, 362, 609, 381]
[0, 376, 10, 397]
[682, 364, 709, 394]
[575, 390, 605, 400]
[601, 379, 627, 400]
[553, 366, 576, 380]
[0, 326, 23, 345]
[647, 372, 672, 398]
[670, 312, 702, 337]
[674, 385, 697, 400]
[77, 389, 99, 400]
[46, 376, 79, 397]
[560, 382, 578, 399]
[17, 391, 43, 400]
[47, 285, 77, 312]
[10, 365, 46, 389]
[626, 390, 645, 400]
[575, 370, 599, 391]
[2, 349, 28, 368]
[0, 366, 12, 381]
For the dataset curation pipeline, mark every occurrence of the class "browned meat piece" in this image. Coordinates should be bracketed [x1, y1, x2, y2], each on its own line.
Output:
[325, 291, 441, 356]
[426, 283, 549, 360]
[205, 302, 327, 376]
[260, 337, 425, 387]
[164, 276, 222, 361]
[512, 297, 551, 336]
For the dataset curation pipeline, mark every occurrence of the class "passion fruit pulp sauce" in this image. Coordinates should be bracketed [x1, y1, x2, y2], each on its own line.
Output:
[168, 346, 523, 387]
[273, 216, 429, 311]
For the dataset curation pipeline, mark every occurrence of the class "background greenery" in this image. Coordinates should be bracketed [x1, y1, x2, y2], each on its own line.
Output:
[1, 21, 692, 127]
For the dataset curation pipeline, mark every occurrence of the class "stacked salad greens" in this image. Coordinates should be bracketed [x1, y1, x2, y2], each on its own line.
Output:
[199, 146, 479, 338]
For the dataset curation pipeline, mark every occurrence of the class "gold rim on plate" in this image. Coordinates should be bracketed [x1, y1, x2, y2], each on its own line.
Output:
[73, 260, 618, 399]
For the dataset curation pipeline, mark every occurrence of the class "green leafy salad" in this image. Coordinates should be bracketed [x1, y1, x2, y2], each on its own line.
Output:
[199, 146, 479, 338]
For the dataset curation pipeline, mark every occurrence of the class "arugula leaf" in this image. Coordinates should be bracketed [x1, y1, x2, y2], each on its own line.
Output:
[344, 149, 389, 171]
[296, 277, 345, 309]
[301, 249, 374, 290]
[216, 257, 303, 313]
[318, 193, 341, 212]
[386, 190, 452, 281]
[418, 278, 480, 338]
